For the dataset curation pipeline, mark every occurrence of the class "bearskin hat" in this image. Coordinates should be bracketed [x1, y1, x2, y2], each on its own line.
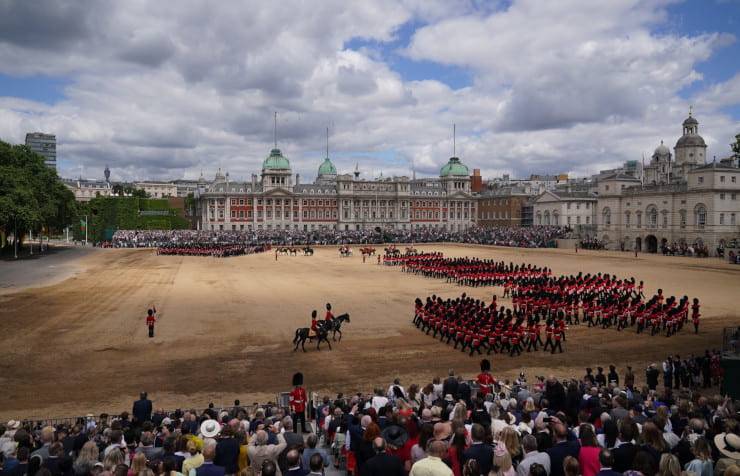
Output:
[480, 359, 491, 372]
[292, 372, 304, 386]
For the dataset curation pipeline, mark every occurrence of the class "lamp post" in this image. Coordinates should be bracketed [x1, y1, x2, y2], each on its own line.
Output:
[84, 214, 88, 245]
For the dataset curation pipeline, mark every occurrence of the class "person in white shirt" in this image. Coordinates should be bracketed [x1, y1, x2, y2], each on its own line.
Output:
[371, 389, 389, 412]
[517, 434, 551, 476]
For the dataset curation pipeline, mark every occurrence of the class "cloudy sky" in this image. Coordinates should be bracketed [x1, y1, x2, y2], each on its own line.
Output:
[1, 0, 739, 183]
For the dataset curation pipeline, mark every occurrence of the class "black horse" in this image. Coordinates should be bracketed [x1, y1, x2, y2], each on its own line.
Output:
[303, 247, 314, 256]
[325, 313, 351, 341]
[293, 321, 332, 352]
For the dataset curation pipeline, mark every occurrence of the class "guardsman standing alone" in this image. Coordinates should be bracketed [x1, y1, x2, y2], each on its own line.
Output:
[146, 306, 157, 338]
[290, 372, 308, 433]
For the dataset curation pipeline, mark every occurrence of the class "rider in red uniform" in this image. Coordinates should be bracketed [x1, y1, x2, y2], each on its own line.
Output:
[310, 310, 319, 337]
[325, 303, 335, 322]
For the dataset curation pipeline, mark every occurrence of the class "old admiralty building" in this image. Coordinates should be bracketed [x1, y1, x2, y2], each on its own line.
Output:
[195, 148, 477, 231]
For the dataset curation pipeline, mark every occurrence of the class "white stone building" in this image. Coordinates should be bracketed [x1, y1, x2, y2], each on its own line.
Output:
[532, 190, 597, 234]
[596, 113, 740, 254]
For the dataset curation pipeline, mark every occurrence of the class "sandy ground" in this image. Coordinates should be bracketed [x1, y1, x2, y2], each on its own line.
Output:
[1, 244, 739, 421]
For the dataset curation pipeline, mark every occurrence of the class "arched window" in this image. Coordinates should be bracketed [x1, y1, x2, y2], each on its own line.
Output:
[544, 211, 550, 225]
[553, 212, 559, 226]
[602, 207, 611, 226]
[624, 211, 631, 227]
[646, 205, 658, 229]
[695, 204, 706, 228]
[536, 212, 542, 225]
[636, 211, 642, 228]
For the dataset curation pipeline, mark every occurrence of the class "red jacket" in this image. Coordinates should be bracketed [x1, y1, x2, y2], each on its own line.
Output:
[289, 386, 307, 413]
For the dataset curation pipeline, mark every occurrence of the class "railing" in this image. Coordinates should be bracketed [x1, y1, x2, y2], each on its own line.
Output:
[722, 327, 740, 358]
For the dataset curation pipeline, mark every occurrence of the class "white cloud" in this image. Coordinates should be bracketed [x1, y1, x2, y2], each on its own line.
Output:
[0, 0, 738, 183]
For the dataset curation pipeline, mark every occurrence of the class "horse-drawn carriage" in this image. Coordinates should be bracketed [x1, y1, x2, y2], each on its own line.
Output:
[293, 313, 351, 352]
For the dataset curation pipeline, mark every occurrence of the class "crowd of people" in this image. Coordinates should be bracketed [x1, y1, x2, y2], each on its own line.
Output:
[0, 359, 737, 476]
[155, 245, 270, 258]
[109, 227, 567, 249]
[660, 243, 710, 258]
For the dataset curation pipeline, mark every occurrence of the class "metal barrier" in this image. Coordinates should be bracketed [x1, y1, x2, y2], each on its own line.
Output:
[722, 326, 740, 358]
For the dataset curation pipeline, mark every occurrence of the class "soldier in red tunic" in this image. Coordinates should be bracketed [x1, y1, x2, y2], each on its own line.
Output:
[146, 306, 157, 338]
[289, 372, 309, 433]
[476, 359, 496, 396]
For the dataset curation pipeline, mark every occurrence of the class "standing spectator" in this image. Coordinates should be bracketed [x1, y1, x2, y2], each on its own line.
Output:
[133, 393, 153, 425]
[657, 454, 680, 476]
[612, 420, 637, 473]
[409, 440, 452, 476]
[595, 449, 621, 476]
[714, 432, 740, 476]
[301, 434, 329, 471]
[247, 430, 286, 476]
[578, 425, 600, 476]
[463, 424, 492, 476]
[518, 434, 550, 476]
[182, 440, 204, 476]
[284, 449, 307, 476]
[546, 423, 580, 476]
[31, 427, 55, 461]
[563, 456, 580, 476]
[214, 426, 239, 476]
[645, 365, 660, 391]
[684, 437, 713, 476]
[362, 437, 403, 476]
[196, 440, 225, 476]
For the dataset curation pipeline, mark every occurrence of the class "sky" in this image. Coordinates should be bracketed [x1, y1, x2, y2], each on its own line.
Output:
[0, 0, 739, 183]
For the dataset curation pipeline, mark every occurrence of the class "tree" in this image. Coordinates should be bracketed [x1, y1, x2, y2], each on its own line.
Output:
[112, 183, 149, 198]
[0, 140, 76, 252]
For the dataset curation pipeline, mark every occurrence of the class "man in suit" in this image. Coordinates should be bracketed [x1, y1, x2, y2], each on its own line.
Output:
[611, 420, 637, 472]
[284, 449, 308, 476]
[361, 438, 404, 476]
[545, 423, 580, 476]
[196, 440, 226, 476]
[595, 449, 622, 476]
[133, 392, 153, 425]
[443, 369, 458, 401]
[463, 424, 493, 476]
[214, 426, 240, 476]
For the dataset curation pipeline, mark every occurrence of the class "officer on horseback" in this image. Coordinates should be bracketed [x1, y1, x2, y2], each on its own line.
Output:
[310, 310, 319, 338]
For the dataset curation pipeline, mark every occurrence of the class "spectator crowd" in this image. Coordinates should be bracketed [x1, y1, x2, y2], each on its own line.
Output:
[110, 227, 567, 249]
[0, 358, 737, 476]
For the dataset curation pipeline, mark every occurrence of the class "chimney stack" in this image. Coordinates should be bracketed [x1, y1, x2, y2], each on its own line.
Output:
[296, 173, 300, 185]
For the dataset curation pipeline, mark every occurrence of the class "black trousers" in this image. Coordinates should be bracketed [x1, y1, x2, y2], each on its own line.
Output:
[293, 411, 309, 433]
[148, 325, 154, 338]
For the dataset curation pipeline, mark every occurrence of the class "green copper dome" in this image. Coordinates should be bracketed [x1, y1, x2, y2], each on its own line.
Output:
[440, 156, 469, 177]
[318, 157, 337, 176]
[262, 148, 291, 170]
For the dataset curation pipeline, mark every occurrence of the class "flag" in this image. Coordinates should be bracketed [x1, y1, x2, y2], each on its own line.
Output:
[80, 219, 86, 231]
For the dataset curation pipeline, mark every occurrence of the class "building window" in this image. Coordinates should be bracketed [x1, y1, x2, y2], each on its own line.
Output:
[625, 212, 630, 227]
[698, 176, 704, 184]
[732, 213, 736, 225]
[732, 176, 737, 183]
[679, 209, 686, 228]
[721, 176, 726, 183]
[695, 204, 707, 228]
[646, 206, 658, 229]
[602, 207, 611, 226]
[720, 213, 725, 225]
[662, 211, 668, 228]
[636, 212, 642, 228]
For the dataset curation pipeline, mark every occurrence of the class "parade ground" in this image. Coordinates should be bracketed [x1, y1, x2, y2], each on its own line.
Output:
[1, 244, 739, 420]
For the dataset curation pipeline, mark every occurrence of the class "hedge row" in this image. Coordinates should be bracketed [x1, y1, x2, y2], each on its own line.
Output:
[73, 197, 189, 242]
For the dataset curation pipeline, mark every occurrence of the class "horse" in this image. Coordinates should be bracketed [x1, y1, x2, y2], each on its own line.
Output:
[289, 247, 298, 256]
[360, 247, 375, 257]
[303, 247, 314, 256]
[293, 321, 332, 352]
[325, 313, 351, 341]
[339, 246, 352, 257]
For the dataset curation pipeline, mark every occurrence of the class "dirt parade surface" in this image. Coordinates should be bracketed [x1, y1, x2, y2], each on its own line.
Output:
[1, 244, 739, 420]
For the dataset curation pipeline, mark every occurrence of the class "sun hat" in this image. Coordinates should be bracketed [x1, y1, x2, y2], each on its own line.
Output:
[6, 420, 20, 430]
[714, 432, 740, 460]
[200, 419, 221, 438]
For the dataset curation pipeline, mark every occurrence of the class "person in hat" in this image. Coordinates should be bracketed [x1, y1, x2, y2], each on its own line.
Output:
[146, 306, 157, 338]
[309, 311, 319, 339]
[714, 432, 740, 475]
[324, 303, 334, 322]
[289, 373, 308, 434]
[477, 359, 496, 397]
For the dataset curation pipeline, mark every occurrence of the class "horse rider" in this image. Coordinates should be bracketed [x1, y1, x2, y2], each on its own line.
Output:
[310, 310, 319, 338]
[325, 303, 334, 322]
